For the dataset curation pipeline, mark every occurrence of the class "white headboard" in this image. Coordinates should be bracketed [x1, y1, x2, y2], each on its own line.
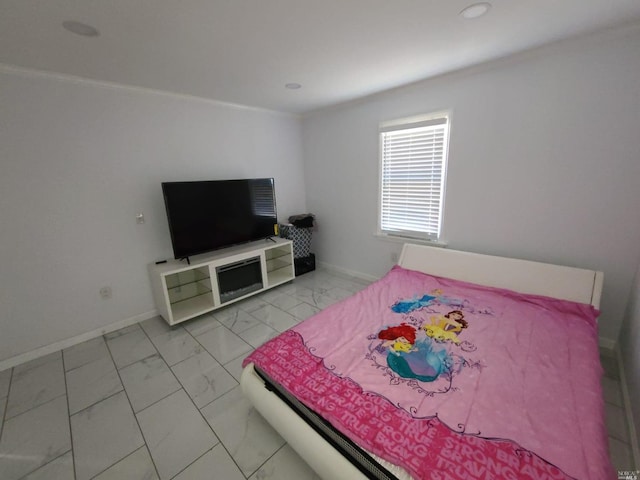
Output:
[398, 243, 603, 308]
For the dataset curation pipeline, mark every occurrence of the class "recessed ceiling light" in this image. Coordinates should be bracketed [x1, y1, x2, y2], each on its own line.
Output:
[459, 2, 492, 19]
[62, 20, 100, 37]
[285, 83, 302, 90]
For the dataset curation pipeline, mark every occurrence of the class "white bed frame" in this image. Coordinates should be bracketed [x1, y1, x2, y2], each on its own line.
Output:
[240, 244, 604, 479]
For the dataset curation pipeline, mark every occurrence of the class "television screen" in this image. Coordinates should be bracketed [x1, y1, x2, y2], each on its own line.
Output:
[162, 178, 277, 259]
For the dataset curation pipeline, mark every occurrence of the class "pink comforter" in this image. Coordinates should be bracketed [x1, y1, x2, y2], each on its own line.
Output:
[244, 266, 614, 479]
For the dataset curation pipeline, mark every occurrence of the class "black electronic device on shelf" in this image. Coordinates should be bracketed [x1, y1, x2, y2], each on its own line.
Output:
[162, 178, 277, 260]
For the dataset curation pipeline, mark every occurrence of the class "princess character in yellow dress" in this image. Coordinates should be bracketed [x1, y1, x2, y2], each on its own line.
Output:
[422, 310, 468, 344]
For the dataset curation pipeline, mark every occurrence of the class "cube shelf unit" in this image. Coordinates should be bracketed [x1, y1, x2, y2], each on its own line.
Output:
[265, 244, 296, 285]
[149, 238, 294, 326]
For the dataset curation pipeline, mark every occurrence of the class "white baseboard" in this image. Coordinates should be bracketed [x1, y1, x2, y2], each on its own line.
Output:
[0, 309, 158, 372]
[317, 261, 379, 283]
[599, 337, 617, 351]
[616, 345, 640, 469]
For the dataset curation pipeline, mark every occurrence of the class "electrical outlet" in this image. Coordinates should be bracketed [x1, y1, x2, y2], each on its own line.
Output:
[99, 286, 112, 299]
[136, 212, 145, 224]
[390, 252, 399, 263]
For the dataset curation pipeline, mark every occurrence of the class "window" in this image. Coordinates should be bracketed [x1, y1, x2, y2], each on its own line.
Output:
[249, 178, 277, 217]
[378, 114, 449, 241]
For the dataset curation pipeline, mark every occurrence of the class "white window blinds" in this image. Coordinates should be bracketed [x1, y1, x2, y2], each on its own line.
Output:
[249, 178, 276, 217]
[379, 116, 449, 240]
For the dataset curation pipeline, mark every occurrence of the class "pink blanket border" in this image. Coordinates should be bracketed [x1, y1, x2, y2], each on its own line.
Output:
[244, 330, 576, 480]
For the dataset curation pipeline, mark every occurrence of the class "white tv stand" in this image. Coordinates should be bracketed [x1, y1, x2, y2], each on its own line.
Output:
[148, 238, 294, 325]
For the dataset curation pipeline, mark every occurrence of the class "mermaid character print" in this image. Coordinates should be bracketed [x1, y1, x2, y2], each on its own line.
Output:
[368, 291, 484, 391]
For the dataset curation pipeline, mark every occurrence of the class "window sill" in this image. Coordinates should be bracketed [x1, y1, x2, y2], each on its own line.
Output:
[373, 232, 448, 248]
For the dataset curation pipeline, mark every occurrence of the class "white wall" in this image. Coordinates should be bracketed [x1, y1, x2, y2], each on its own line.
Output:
[619, 260, 640, 462]
[0, 66, 305, 363]
[301, 23, 640, 344]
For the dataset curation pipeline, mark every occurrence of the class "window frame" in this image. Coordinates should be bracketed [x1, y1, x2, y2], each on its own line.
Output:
[376, 112, 451, 244]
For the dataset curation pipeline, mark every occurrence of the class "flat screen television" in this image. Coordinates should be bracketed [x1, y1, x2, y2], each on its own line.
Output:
[162, 178, 277, 259]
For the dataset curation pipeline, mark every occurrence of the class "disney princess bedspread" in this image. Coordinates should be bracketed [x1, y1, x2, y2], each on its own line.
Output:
[243, 266, 614, 480]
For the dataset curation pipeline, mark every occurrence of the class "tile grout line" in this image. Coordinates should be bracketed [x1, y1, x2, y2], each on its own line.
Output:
[20, 449, 74, 479]
[6, 354, 75, 479]
[136, 323, 228, 480]
[0, 274, 313, 478]
[103, 330, 162, 480]
[88, 445, 149, 480]
[229, 287, 328, 478]
[3, 272, 367, 480]
[249, 442, 290, 479]
[190, 385, 256, 480]
[167, 445, 216, 480]
[601, 353, 633, 470]
[0, 368, 14, 444]
[602, 357, 633, 448]
[174, 314, 283, 479]
[68, 388, 124, 418]
[60, 349, 78, 480]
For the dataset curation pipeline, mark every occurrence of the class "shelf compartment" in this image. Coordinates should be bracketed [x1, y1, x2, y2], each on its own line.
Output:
[265, 246, 293, 262]
[267, 265, 295, 287]
[165, 267, 210, 290]
[170, 293, 216, 323]
[265, 244, 294, 287]
[266, 256, 292, 272]
[167, 277, 212, 305]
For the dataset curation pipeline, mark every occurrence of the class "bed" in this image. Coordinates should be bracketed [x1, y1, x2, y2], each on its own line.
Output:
[240, 243, 613, 479]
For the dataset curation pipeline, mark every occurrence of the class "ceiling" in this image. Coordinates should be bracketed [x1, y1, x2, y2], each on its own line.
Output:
[1, 1, 640, 114]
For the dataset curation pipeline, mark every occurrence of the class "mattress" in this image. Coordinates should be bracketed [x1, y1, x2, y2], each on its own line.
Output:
[243, 265, 614, 479]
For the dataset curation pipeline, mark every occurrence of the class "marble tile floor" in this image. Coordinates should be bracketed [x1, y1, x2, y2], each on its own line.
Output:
[600, 348, 636, 473]
[0, 268, 635, 479]
[0, 269, 367, 480]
